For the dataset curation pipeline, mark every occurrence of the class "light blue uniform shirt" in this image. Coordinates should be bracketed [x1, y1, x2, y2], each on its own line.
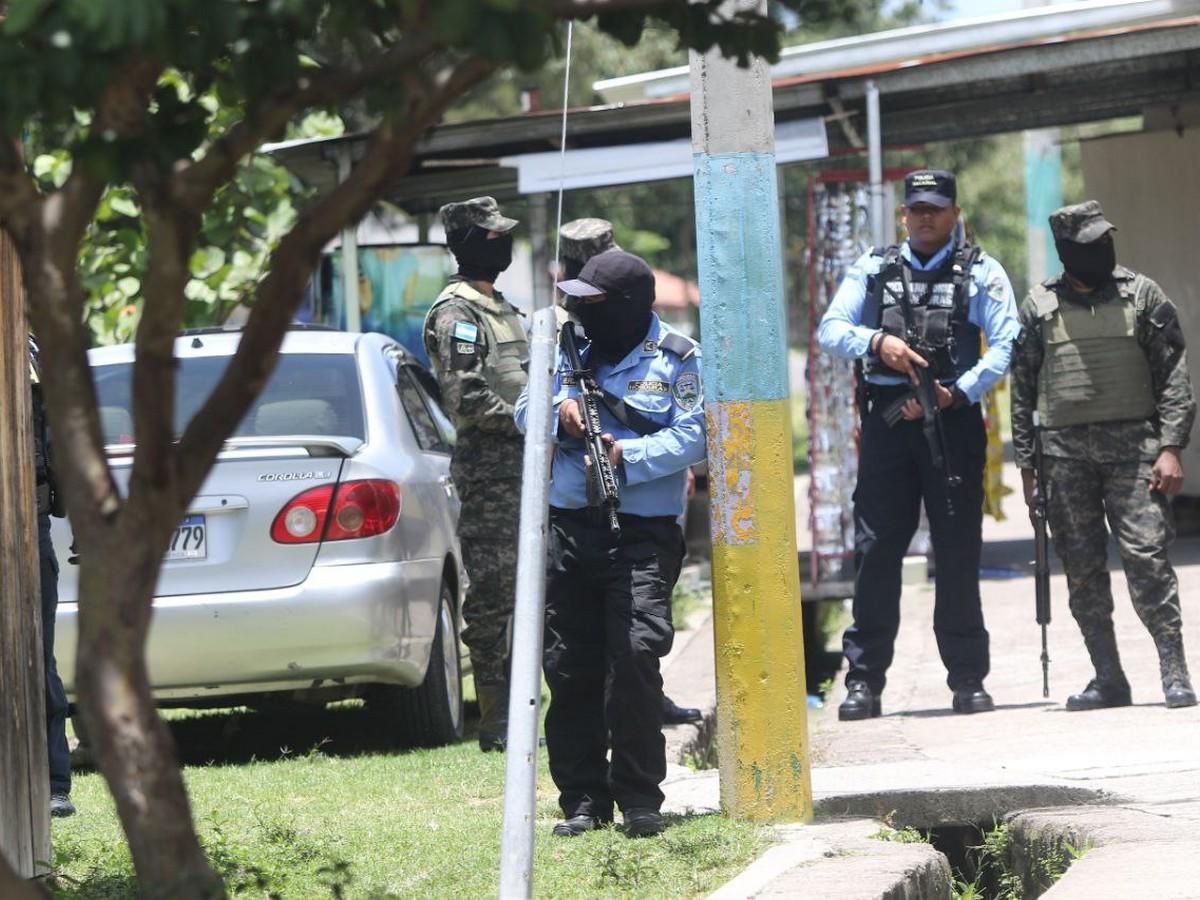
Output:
[514, 313, 707, 519]
[815, 239, 1020, 403]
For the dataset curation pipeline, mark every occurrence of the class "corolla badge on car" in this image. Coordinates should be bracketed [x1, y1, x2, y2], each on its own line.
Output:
[257, 471, 333, 482]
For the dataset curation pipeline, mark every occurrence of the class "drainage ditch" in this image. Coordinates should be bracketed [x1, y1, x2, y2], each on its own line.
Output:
[871, 810, 1098, 898]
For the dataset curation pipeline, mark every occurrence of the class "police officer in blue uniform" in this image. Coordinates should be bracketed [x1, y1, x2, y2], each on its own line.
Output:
[29, 336, 75, 817]
[817, 170, 1020, 720]
[514, 250, 706, 839]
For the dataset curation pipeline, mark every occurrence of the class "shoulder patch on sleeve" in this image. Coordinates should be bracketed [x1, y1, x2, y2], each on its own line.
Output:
[659, 332, 698, 361]
[672, 371, 700, 411]
[453, 321, 479, 342]
[987, 274, 1008, 302]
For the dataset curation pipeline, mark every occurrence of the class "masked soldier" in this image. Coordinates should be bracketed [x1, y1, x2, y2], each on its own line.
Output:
[29, 336, 75, 817]
[817, 169, 1020, 720]
[422, 197, 528, 751]
[515, 250, 706, 839]
[1011, 200, 1197, 711]
[558, 217, 702, 730]
[559, 217, 620, 279]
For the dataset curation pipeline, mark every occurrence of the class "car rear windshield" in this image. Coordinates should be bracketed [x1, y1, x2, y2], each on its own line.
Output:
[93, 353, 366, 443]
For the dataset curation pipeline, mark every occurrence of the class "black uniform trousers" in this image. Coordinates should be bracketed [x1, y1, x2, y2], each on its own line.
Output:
[543, 508, 684, 820]
[843, 388, 989, 694]
[39, 514, 71, 794]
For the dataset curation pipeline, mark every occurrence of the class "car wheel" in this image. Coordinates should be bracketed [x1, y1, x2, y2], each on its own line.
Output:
[370, 580, 464, 747]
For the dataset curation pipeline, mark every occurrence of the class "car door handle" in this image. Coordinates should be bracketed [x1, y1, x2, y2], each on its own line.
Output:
[438, 475, 455, 498]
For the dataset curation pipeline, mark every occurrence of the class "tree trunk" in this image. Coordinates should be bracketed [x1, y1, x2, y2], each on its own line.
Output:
[74, 530, 225, 900]
[0, 231, 51, 883]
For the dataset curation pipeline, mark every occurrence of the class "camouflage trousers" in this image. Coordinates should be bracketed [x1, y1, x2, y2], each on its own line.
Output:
[457, 476, 521, 687]
[1044, 456, 1183, 645]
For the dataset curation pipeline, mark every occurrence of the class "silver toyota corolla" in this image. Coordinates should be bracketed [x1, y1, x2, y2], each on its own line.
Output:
[52, 327, 467, 746]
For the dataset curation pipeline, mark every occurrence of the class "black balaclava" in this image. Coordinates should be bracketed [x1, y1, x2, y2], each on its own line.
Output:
[447, 226, 514, 283]
[1056, 234, 1116, 289]
[577, 288, 652, 363]
[561, 256, 585, 280]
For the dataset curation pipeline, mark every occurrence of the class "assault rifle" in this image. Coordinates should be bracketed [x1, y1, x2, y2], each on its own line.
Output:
[559, 322, 621, 536]
[886, 265, 962, 516]
[1031, 411, 1052, 698]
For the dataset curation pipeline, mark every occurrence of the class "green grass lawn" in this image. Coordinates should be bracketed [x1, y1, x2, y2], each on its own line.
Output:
[50, 704, 768, 898]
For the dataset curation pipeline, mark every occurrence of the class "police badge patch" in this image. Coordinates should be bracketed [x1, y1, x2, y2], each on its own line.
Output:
[987, 275, 1007, 302]
[673, 372, 700, 410]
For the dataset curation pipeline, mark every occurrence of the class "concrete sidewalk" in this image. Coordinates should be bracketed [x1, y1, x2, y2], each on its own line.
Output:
[662, 462, 1200, 897]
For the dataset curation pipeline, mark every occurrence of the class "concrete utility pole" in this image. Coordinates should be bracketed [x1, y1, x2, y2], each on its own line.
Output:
[0, 232, 51, 877]
[689, 0, 812, 821]
[1023, 0, 1063, 286]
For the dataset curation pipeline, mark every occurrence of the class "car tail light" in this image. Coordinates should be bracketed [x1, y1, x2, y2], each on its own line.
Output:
[271, 480, 402, 544]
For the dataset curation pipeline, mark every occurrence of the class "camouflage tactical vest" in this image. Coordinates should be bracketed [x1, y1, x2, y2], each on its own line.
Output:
[1032, 276, 1156, 428]
[424, 280, 529, 408]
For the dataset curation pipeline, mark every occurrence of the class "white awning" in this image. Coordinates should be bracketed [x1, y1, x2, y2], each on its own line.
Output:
[499, 117, 828, 194]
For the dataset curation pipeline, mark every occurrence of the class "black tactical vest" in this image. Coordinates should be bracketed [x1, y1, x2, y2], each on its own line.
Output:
[29, 336, 56, 515]
[862, 244, 982, 381]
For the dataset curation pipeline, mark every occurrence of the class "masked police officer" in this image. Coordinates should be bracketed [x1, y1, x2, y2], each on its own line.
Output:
[1011, 201, 1197, 710]
[817, 169, 1020, 720]
[422, 197, 528, 751]
[514, 250, 706, 838]
[558, 217, 702, 729]
[30, 336, 75, 817]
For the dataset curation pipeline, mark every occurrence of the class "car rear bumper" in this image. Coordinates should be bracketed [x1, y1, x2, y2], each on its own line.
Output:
[55, 559, 443, 702]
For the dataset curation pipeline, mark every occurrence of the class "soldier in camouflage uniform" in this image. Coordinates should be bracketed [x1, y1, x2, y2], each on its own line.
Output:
[422, 197, 529, 750]
[559, 217, 619, 280]
[1011, 200, 1197, 711]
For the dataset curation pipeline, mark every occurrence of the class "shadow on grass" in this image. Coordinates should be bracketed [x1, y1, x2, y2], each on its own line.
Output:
[182, 701, 482, 767]
[70, 700, 482, 770]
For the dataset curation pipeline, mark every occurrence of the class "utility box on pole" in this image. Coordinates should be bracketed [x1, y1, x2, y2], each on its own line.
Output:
[689, 1, 812, 821]
[0, 231, 51, 879]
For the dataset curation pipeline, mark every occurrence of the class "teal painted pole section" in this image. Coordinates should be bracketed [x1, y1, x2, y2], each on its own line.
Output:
[693, 151, 790, 402]
[1024, 130, 1063, 284]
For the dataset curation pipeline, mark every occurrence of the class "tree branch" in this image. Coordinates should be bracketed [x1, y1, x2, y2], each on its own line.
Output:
[174, 31, 439, 214]
[0, 133, 41, 245]
[173, 56, 495, 503]
[122, 165, 202, 536]
[44, 55, 163, 268]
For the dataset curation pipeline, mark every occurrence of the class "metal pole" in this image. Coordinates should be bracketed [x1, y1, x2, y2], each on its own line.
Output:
[689, 0, 813, 822]
[500, 26, 573, 896]
[866, 79, 885, 249]
[528, 193, 550, 311]
[498, 303, 556, 898]
[335, 145, 362, 334]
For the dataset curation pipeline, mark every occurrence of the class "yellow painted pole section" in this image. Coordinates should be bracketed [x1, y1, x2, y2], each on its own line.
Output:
[707, 399, 812, 820]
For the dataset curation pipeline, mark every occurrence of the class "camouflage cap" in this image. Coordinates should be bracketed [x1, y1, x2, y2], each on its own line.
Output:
[439, 196, 518, 234]
[1049, 200, 1117, 244]
[559, 217, 619, 263]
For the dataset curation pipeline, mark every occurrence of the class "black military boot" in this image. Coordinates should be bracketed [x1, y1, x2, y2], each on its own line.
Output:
[838, 681, 881, 721]
[1155, 633, 1198, 709]
[952, 680, 995, 714]
[663, 694, 703, 726]
[476, 682, 509, 752]
[1067, 631, 1131, 711]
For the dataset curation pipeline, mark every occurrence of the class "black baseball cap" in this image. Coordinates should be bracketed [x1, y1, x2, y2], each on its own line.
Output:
[904, 169, 957, 208]
[556, 250, 655, 305]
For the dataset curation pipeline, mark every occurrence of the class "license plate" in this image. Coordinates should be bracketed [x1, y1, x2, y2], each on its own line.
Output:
[167, 514, 207, 561]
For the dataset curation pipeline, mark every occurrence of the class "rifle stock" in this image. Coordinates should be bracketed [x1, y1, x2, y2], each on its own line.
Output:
[560, 324, 621, 536]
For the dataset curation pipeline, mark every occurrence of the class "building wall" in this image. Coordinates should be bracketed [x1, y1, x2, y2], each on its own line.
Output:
[1081, 128, 1200, 492]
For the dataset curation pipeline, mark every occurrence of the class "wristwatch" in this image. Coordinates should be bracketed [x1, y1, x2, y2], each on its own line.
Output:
[951, 386, 970, 408]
